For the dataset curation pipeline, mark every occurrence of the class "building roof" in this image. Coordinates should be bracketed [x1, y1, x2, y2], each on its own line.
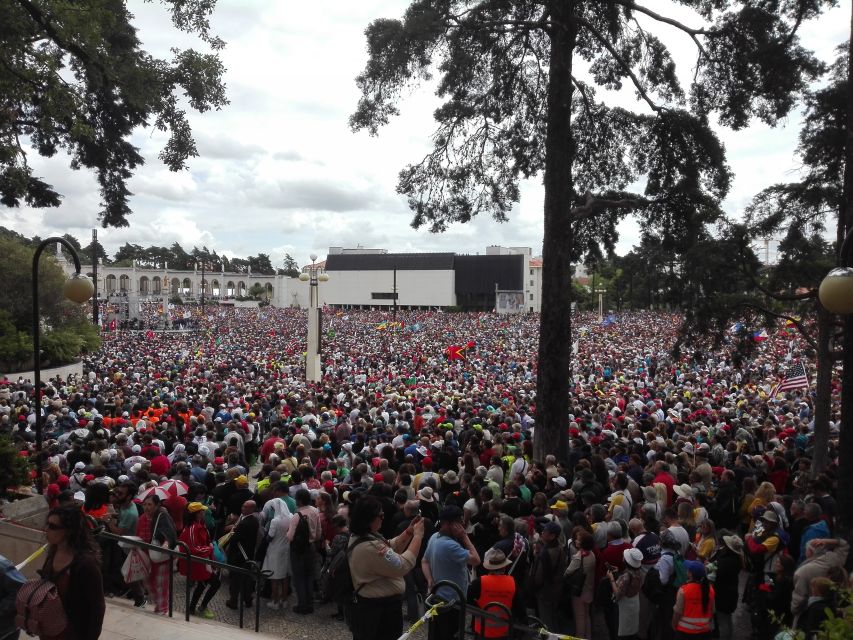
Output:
[324, 252, 456, 271]
[529, 258, 543, 268]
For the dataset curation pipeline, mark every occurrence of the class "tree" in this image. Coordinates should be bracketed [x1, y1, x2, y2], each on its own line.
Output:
[351, 0, 823, 461]
[1, 0, 228, 227]
[247, 253, 275, 275]
[112, 242, 144, 266]
[0, 236, 99, 369]
[0, 435, 31, 496]
[279, 253, 300, 277]
[248, 283, 266, 301]
[80, 236, 108, 265]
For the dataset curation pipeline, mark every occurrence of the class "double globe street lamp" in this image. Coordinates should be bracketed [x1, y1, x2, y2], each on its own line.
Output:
[299, 254, 329, 383]
[32, 238, 94, 493]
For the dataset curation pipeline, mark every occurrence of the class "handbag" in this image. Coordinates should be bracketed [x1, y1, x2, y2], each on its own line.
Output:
[564, 556, 586, 597]
[148, 512, 172, 563]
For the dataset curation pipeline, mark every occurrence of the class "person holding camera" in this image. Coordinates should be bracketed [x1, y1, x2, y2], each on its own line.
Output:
[348, 495, 426, 640]
[422, 505, 481, 640]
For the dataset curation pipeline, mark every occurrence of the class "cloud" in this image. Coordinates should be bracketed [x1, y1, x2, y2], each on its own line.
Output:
[194, 132, 264, 160]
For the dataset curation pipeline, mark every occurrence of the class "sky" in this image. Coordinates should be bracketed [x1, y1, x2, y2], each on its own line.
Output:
[1, 0, 848, 269]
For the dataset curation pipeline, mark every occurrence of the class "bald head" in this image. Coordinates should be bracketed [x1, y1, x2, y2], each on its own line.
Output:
[403, 500, 420, 517]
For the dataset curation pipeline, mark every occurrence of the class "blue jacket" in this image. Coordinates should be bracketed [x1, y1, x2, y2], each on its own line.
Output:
[800, 520, 831, 561]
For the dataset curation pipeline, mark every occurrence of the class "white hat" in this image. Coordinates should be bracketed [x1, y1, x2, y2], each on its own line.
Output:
[74, 461, 85, 471]
[418, 486, 435, 503]
[624, 547, 643, 569]
[552, 476, 567, 488]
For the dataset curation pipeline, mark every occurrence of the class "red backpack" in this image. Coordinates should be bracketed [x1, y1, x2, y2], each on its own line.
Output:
[15, 578, 68, 637]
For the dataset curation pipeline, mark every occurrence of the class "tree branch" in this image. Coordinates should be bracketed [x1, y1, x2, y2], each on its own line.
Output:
[739, 302, 819, 352]
[575, 16, 664, 114]
[570, 190, 651, 221]
[15, 0, 107, 80]
[615, 1, 709, 58]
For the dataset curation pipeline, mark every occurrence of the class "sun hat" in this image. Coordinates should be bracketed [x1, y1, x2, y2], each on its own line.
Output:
[760, 510, 779, 524]
[624, 548, 643, 569]
[187, 502, 208, 513]
[483, 548, 512, 571]
[673, 484, 694, 499]
[642, 485, 658, 502]
[722, 535, 744, 555]
[418, 486, 435, 503]
[234, 475, 249, 488]
[443, 470, 459, 484]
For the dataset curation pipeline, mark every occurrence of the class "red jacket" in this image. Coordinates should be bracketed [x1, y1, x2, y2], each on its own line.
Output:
[177, 522, 214, 581]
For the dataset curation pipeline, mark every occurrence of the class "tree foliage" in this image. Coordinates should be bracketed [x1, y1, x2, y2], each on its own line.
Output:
[0, 435, 31, 496]
[0, 0, 228, 227]
[0, 235, 100, 370]
[351, 0, 826, 460]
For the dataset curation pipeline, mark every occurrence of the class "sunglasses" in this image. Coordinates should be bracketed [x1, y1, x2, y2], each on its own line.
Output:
[46, 523, 65, 531]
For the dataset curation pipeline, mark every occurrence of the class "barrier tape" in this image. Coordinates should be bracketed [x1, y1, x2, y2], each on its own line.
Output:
[538, 628, 585, 640]
[396, 601, 447, 640]
[15, 544, 47, 571]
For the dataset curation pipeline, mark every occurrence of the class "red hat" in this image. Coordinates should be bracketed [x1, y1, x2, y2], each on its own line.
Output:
[511, 433, 521, 441]
[83, 474, 95, 482]
[373, 473, 385, 483]
[214, 456, 225, 466]
[323, 480, 335, 493]
[422, 457, 433, 469]
[57, 475, 69, 488]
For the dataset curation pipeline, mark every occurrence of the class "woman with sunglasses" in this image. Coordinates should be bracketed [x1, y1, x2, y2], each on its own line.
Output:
[42, 505, 105, 640]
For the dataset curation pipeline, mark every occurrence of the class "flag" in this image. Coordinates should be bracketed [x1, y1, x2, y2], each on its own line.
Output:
[784, 318, 799, 335]
[572, 340, 579, 356]
[772, 362, 809, 396]
[729, 322, 744, 334]
[145, 330, 154, 339]
[752, 329, 769, 342]
[376, 322, 387, 331]
[446, 344, 467, 361]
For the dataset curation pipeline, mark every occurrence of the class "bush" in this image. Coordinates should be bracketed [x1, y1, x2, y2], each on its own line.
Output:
[0, 435, 31, 496]
[169, 295, 183, 305]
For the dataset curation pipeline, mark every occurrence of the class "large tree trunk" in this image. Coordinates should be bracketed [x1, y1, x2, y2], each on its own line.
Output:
[812, 305, 831, 476]
[535, 1, 575, 464]
[838, 2, 853, 549]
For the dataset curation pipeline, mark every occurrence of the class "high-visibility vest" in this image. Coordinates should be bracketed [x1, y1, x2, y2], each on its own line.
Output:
[474, 575, 515, 638]
[676, 582, 715, 634]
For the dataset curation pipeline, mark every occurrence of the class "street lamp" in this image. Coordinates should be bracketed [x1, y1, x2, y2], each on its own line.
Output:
[595, 288, 607, 323]
[32, 238, 94, 493]
[299, 253, 329, 383]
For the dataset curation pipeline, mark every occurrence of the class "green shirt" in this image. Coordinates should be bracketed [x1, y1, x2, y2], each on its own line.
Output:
[117, 503, 139, 535]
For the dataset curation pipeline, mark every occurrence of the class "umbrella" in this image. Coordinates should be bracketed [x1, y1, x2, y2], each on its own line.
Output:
[159, 479, 189, 496]
[137, 485, 170, 501]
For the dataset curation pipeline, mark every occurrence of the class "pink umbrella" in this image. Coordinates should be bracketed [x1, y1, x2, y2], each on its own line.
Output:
[137, 485, 170, 501]
[159, 479, 189, 496]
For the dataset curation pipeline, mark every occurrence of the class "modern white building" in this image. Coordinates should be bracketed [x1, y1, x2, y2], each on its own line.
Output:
[57, 245, 546, 312]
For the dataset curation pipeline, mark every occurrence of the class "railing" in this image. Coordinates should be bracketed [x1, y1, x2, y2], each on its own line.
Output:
[425, 579, 550, 640]
[88, 520, 270, 632]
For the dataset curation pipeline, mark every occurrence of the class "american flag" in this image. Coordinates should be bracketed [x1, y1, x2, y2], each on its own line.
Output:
[771, 362, 809, 397]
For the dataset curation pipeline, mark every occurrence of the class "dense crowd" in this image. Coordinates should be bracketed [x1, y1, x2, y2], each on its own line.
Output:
[0, 307, 847, 640]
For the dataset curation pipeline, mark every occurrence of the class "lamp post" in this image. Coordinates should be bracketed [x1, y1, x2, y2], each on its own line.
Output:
[299, 254, 329, 383]
[818, 227, 853, 542]
[32, 238, 94, 493]
[595, 288, 607, 323]
[91, 228, 99, 326]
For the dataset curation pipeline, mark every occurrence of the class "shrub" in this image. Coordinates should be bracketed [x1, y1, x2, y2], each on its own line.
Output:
[0, 435, 32, 496]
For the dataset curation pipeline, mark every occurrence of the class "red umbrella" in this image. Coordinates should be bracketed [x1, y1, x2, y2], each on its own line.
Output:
[137, 485, 170, 501]
[159, 479, 189, 496]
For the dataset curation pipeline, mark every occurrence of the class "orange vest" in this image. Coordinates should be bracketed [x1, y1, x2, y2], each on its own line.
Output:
[676, 582, 715, 634]
[474, 575, 515, 638]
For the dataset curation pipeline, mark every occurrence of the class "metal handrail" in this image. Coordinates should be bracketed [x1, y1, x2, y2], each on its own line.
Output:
[87, 519, 270, 632]
[424, 579, 549, 639]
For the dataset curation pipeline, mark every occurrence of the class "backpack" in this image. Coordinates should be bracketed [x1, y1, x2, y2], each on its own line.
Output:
[15, 578, 68, 637]
[642, 566, 665, 604]
[291, 513, 310, 553]
[326, 536, 372, 603]
[672, 553, 688, 589]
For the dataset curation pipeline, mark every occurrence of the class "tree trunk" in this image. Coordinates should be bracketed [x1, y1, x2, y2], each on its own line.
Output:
[812, 305, 831, 476]
[838, 2, 853, 548]
[534, 1, 575, 464]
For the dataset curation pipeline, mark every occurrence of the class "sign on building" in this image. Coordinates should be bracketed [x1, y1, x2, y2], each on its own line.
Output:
[495, 290, 524, 314]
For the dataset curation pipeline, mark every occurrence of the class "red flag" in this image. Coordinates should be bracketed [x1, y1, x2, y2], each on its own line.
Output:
[446, 345, 466, 361]
[145, 330, 155, 339]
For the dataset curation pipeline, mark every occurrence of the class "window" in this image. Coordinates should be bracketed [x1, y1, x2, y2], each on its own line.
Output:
[530, 279, 534, 286]
[529, 293, 533, 300]
[529, 269, 534, 275]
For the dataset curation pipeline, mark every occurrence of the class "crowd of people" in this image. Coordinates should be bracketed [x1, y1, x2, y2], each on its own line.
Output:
[0, 306, 847, 640]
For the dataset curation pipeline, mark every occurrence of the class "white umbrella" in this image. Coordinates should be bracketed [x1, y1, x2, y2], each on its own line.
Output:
[159, 479, 189, 496]
[137, 485, 170, 501]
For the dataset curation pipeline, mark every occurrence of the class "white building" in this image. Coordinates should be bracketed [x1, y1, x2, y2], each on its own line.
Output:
[58, 245, 544, 312]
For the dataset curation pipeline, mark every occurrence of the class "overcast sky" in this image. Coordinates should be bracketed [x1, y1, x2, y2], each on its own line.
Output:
[2, 1, 847, 269]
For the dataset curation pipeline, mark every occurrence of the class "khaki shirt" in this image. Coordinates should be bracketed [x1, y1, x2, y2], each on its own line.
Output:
[349, 534, 416, 599]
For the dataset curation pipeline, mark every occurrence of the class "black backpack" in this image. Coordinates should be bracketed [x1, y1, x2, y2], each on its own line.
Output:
[291, 513, 310, 552]
[642, 566, 665, 605]
[328, 536, 372, 603]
